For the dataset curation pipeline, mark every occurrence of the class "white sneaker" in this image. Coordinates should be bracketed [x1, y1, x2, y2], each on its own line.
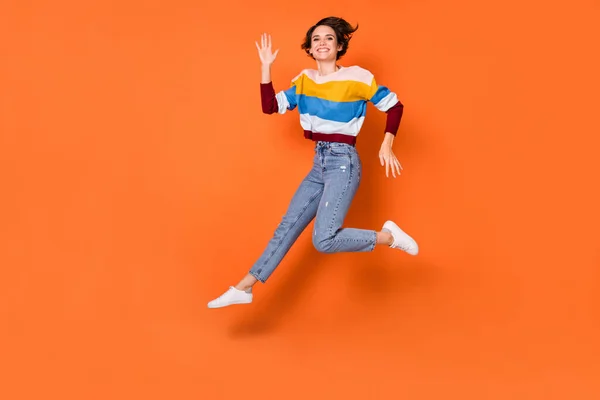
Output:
[382, 220, 419, 255]
[207, 286, 253, 309]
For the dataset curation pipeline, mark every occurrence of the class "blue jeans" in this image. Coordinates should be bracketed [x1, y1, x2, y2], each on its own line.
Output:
[249, 141, 377, 283]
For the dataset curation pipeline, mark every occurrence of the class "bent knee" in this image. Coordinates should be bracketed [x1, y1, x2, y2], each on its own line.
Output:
[313, 234, 335, 253]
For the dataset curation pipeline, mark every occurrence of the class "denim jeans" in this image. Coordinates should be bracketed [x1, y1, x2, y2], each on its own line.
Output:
[249, 141, 377, 283]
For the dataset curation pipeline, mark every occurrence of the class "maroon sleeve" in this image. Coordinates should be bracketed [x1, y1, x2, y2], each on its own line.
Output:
[260, 82, 278, 114]
[384, 101, 404, 135]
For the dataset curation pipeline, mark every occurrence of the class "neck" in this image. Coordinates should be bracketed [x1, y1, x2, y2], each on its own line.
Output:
[316, 60, 339, 76]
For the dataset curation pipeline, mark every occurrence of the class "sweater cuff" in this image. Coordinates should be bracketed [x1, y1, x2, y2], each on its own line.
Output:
[384, 101, 404, 135]
[260, 82, 278, 114]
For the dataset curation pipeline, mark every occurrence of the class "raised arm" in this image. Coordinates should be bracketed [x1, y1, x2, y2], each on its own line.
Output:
[256, 33, 279, 114]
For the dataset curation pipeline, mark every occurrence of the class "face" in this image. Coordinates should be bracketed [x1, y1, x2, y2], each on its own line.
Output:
[309, 25, 343, 61]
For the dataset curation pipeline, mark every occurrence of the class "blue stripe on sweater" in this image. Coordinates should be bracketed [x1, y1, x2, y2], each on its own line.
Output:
[370, 85, 392, 105]
[297, 94, 367, 123]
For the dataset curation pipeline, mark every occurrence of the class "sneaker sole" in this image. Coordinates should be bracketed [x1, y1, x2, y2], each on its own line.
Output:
[207, 299, 253, 309]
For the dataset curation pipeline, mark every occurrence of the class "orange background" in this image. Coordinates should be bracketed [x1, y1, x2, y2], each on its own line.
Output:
[1, 0, 600, 399]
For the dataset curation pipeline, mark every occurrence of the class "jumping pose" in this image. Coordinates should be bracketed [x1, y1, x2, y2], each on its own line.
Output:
[208, 17, 419, 309]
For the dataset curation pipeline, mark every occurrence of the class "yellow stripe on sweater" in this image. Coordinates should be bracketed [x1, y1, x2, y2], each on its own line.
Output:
[292, 75, 376, 103]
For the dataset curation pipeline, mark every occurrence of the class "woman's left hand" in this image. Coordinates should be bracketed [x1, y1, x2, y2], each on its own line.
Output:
[379, 134, 403, 178]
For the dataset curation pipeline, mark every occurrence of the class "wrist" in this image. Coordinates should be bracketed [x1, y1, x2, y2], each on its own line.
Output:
[261, 64, 272, 84]
[382, 132, 395, 146]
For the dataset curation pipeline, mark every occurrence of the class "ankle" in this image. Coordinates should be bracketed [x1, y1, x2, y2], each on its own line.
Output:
[376, 231, 394, 246]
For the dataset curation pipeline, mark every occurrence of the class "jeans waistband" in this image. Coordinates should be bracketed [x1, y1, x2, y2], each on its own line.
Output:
[315, 141, 355, 149]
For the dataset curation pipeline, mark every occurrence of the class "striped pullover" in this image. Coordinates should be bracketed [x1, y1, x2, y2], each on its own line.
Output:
[260, 65, 403, 145]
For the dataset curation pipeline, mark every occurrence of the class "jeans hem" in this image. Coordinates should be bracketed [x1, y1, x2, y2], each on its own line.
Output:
[249, 270, 266, 284]
[369, 230, 377, 251]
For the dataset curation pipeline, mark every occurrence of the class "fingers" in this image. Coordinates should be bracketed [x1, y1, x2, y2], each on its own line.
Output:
[391, 157, 402, 177]
[380, 153, 403, 178]
[380, 153, 392, 178]
[390, 159, 398, 178]
[393, 159, 401, 177]
[258, 33, 272, 49]
[386, 158, 390, 178]
[255, 41, 264, 62]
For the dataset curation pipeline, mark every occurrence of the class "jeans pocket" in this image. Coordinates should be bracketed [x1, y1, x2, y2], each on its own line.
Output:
[329, 143, 352, 156]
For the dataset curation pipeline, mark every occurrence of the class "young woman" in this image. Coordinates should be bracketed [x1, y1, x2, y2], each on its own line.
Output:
[208, 17, 419, 309]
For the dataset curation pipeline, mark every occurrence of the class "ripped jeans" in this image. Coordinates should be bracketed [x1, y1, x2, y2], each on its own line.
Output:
[249, 141, 377, 283]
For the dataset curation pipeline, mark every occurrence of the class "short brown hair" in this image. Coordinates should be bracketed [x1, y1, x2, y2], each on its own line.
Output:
[301, 17, 359, 60]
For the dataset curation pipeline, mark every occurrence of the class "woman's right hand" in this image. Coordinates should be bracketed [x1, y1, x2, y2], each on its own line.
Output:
[255, 33, 279, 66]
